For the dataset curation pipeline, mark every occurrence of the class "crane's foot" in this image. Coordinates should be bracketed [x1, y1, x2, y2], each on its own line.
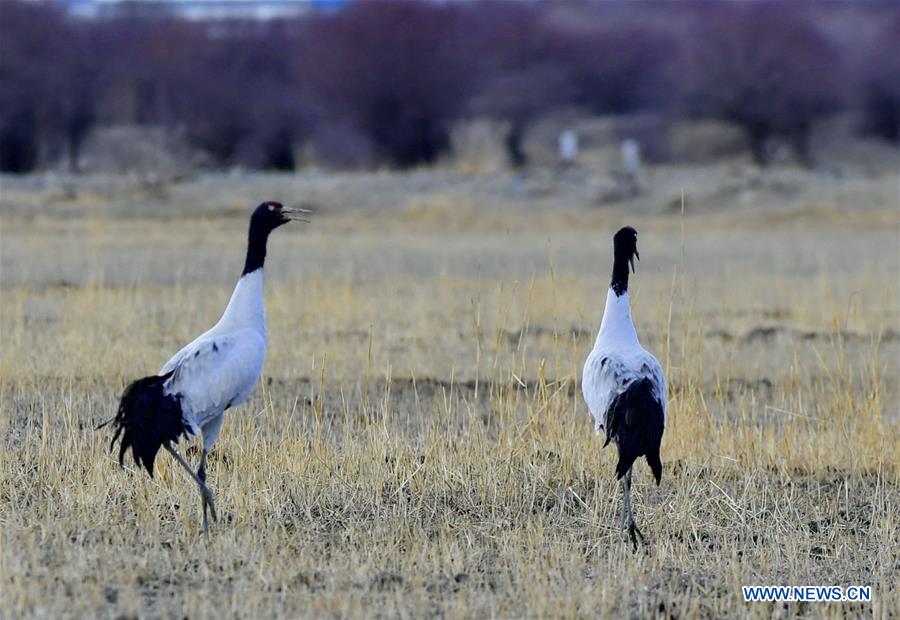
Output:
[627, 520, 645, 553]
[201, 485, 218, 535]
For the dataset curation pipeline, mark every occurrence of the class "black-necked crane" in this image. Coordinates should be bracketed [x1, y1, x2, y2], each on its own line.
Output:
[106, 201, 308, 533]
[582, 226, 667, 550]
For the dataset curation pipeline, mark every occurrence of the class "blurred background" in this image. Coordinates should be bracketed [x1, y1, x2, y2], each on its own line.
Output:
[2, 6, 899, 615]
[1, 0, 898, 177]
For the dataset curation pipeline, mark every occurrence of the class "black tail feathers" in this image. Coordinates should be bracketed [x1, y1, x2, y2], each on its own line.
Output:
[109, 371, 188, 477]
[615, 439, 663, 485]
[614, 454, 634, 481]
[645, 448, 662, 485]
[606, 377, 665, 484]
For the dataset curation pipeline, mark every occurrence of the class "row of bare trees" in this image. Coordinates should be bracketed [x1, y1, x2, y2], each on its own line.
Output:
[1, 1, 898, 173]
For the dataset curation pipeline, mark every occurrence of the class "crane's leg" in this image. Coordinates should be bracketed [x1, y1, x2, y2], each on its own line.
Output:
[164, 441, 216, 535]
[196, 449, 218, 533]
[623, 467, 645, 551]
[197, 415, 224, 532]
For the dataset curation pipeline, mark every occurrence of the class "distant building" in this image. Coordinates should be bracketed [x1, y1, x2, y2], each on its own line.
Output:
[66, 0, 346, 20]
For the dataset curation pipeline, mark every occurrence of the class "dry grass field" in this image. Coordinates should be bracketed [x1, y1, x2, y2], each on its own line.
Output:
[1, 165, 898, 618]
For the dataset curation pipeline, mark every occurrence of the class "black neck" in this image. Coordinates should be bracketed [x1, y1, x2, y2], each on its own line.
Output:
[611, 256, 629, 296]
[242, 221, 270, 276]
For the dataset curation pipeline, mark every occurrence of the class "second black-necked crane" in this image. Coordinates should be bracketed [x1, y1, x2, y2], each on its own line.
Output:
[582, 226, 667, 550]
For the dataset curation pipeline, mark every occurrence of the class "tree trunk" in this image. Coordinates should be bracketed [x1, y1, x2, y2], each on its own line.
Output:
[791, 124, 813, 168]
[67, 129, 82, 173]
[505, 120, 528, 169]
[746, 126, 769, 166]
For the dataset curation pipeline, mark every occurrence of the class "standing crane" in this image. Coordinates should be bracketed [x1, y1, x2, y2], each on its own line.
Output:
[582, 226, 667, 550]
[107, 201, 308, 533]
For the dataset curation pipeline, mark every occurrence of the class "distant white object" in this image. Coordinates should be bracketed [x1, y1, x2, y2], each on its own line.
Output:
[559, 129, 579, 164]
[621, 139, 642, 177]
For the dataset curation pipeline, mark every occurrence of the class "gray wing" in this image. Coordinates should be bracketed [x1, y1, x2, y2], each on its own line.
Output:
[582, 348, 667, 433]
[160, 329, 266, 423]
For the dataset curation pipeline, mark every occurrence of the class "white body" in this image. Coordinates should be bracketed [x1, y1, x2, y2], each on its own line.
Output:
[582, 288, 666, 434]
[559, 129, 578, 163]
[160, 269, 267, 450]
[621, 139, 642, 177]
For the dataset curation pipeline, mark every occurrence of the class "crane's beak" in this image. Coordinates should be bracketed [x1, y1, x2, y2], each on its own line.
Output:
[283, 205, 312, 223]
[630, 249, 639, 273]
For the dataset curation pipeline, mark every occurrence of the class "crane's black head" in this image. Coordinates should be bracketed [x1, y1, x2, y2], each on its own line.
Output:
[243, 201, 310, 276]
[614, 226, 640, 270]
[251, 201, 292, 233]
[611, 226, 639, 296]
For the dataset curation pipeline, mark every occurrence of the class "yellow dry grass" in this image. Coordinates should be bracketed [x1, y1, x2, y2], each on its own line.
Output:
[1, 172, 898, 618]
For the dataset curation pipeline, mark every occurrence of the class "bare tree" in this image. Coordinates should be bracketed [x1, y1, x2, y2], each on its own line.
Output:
[473, 66, 573, 169]
[551, 23, 676, 116]
[682, 5, 843, 165]
[467, 4, 574, 168]
[297, 1, 479, 167]
[862, 16, 900, 144]
[0, 2, 67, 171]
